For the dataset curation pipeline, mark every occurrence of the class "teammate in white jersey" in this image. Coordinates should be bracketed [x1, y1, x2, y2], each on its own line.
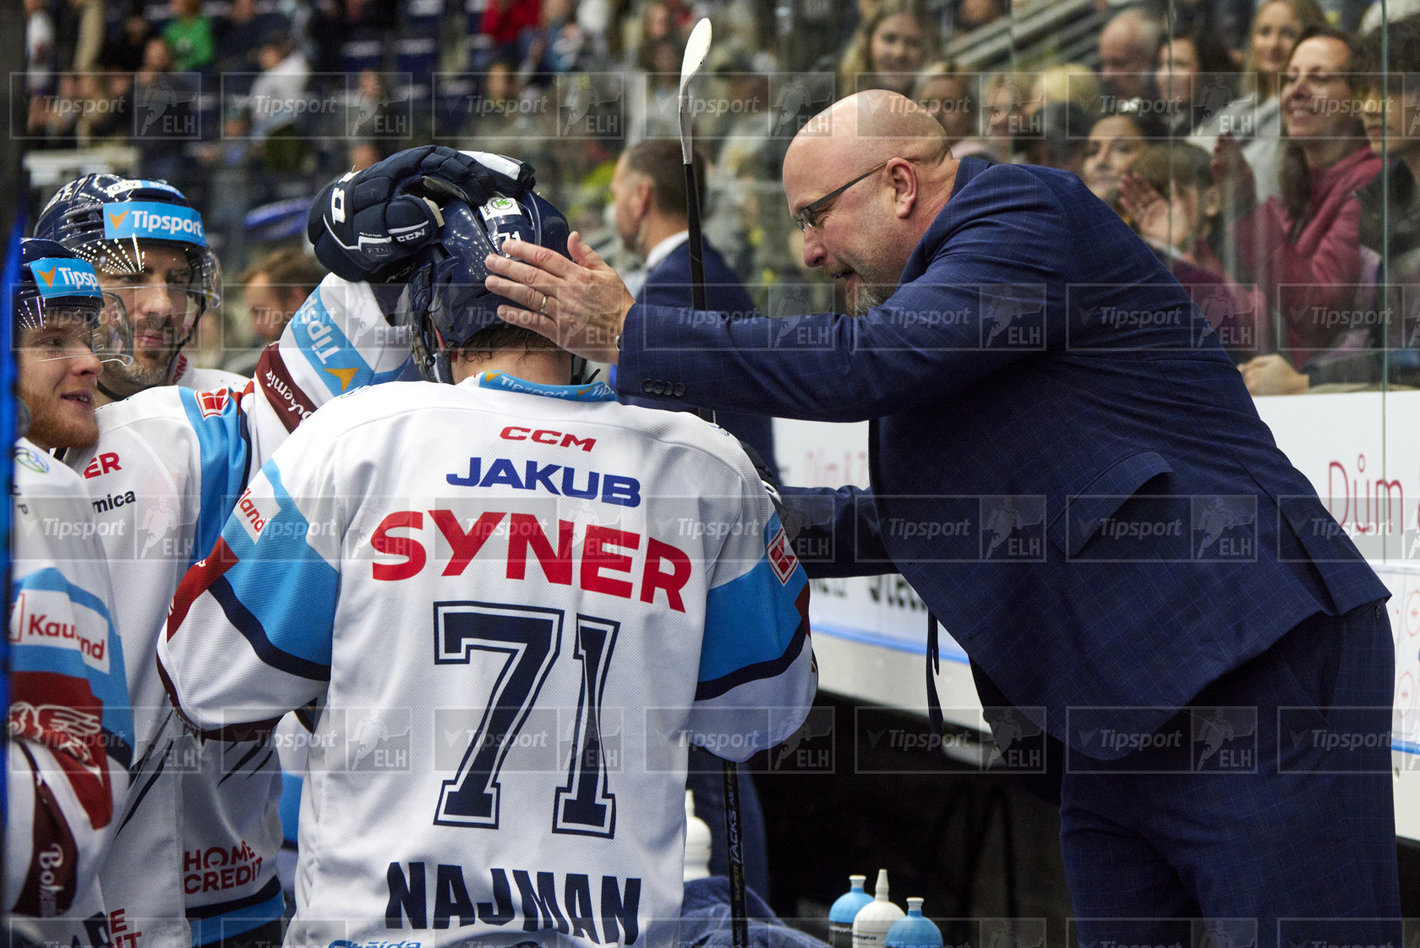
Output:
[158, 191, 817, 948]
[53, 149, 539, 948]
[6, 240, 133, 935]
[34, 175, 244, 403]
[61, 275, 412, 948]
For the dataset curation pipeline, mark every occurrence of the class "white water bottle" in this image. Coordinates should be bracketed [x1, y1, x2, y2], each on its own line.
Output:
[683, 789, 712, 881]
[852, 869, 905, 948]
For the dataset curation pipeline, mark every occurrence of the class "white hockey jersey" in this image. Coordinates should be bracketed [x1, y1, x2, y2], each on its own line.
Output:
[169, 355, 246, 397]
[63, 276, 413, 947]
[6, 440, 132, 933]
[158, 373, 817, 948]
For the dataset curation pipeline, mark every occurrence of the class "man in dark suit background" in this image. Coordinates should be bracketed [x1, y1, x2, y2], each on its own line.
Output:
[609, 137, 778, 480]
[483, 91, 1401, 945]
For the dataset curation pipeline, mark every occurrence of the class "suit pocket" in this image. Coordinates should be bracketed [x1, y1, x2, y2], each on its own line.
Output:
[1047, 451, 1175, 556]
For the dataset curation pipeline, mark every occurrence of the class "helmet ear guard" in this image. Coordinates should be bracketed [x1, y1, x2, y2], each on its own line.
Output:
[391, 192, 573, 383]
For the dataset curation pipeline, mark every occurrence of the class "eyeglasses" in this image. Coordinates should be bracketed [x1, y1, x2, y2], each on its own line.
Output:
[791, 159, 891, 232]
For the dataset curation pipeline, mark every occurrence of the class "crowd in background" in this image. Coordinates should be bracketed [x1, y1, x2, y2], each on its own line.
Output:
[20, 0, 1420, 392]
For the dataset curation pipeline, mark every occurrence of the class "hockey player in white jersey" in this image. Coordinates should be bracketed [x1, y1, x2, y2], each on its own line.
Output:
[6, 240, 133, 933]
[157, 190, 817, 948]
[33, 175, 245, 403]
[54, 148, 540, 948]
[61, 275, 410, 948]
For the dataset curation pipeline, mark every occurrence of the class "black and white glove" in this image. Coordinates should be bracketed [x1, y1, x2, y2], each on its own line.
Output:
[307, 145, 535, 282]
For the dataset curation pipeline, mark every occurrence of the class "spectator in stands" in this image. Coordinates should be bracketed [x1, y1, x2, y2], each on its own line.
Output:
[482, 0, 542, 66]
[1029, 62, 1103, 117]
[1155, 23, 1238, 136]
[1353, 16, 1420, 386]
[982, 70, 1043, 161]
[1217, 27, 1383, 394]
[214, 0, 283, 97]
[627, 0, 691, 59]
[57, 0, 106, 74]
[520, 0, 590, 83]
[25, 0, 56, 96]
[1098, 5, 1163, 106]
[348, 69, 407, 143]
[1083, 110, 1164, 210]
[634, 34, 684, 142]
[1013, 63, 1103, 160]
[248, 34, 311, 140]
[161, 0, 215, 73]
[132, 38, 198, 184]
[838, 0, 941, 97]
[1121, 143, 1265, 362]
[1018, 101, 1095, 176]
[955, 0, 1005, 32]
[243, 248, 325, 345]
[703, 48, 782, 277]
[1191, 0, 1327, 204]
[99, 12, 152, 73]
[71, 72, 128, 145]
[1164, 0, 1254, 63]
[913, 63, 992, 158]
[221, 248, 326, 375]
[460, 53, 564, 192]
[1354, 16, 1420, 280]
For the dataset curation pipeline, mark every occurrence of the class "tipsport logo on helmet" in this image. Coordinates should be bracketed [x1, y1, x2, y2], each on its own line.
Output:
[102, 201, 207, 247]
[28, 258, 103, 300]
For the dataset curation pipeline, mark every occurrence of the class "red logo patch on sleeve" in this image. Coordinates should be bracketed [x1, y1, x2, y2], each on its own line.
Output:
[196, 388, 232, 418]
[767, 526, 798, 585]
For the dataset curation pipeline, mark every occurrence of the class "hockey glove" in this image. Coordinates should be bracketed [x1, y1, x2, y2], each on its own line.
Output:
[308, 145, 536, 282]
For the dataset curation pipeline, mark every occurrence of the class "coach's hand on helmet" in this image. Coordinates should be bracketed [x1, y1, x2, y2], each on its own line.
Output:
[308, 146, 536, 282]
[485, 232, 635, 366]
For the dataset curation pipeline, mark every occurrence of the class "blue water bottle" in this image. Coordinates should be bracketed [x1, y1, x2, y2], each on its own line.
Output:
[828, 874, 872, 948]
[884, 898, 943, 948]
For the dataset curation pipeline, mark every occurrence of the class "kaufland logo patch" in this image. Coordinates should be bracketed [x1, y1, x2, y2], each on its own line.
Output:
[102, 201, 206, 246]
[11, 589, 111, 673]
[235, 486, 280, 545]
[29, 258, 102, 299]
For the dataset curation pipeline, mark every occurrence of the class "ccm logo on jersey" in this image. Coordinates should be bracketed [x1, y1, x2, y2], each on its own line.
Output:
[234, 487, 280, 544]
[370, 510, 693, 612]
[499, 426, 596, 451]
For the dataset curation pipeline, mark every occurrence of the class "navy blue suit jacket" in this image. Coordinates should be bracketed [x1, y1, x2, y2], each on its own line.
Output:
[622, 237, 779, 481]
[616, 157, 1386, 758]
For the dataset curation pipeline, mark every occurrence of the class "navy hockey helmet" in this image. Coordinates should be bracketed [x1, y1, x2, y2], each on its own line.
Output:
[33, 174, 222, 341]
[12, 238, 133, 365]
[393, 192, 571, 384]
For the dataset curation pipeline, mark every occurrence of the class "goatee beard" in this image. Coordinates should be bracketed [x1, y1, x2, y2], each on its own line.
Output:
[849, 284, 888, 317]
